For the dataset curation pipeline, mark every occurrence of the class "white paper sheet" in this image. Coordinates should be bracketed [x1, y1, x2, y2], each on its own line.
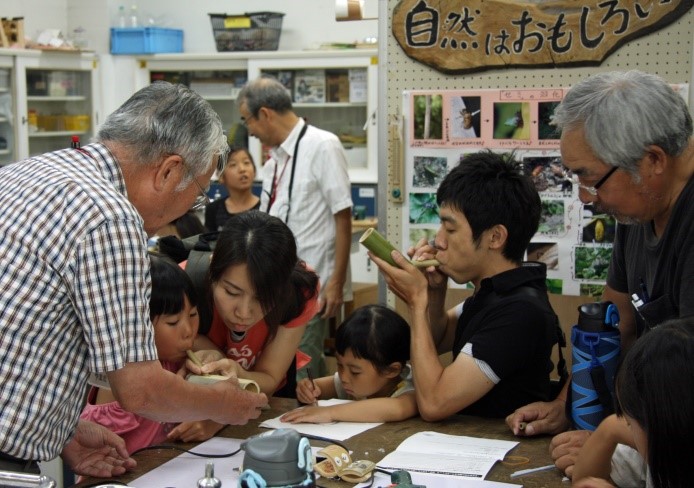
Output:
[356, 471, 522, 488]
[129, 437, 245, 488]
[377, 431, 518, 479]
[129, 437, 323, 488]
[259, 398, 383, 441]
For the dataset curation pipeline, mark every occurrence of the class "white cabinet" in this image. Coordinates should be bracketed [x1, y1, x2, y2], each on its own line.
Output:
[0, 52, 15, 166]
[135, 53, 250, 149]
[14, 51, 100, 159]
[134, 50, 378, 183]
[248, 50, 378, 183]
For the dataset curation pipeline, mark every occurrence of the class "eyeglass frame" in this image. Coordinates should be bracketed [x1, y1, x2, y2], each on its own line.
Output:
[240, 113, 257, 127]
[572, 165, 619, 196]
[182, 163, 212, 211]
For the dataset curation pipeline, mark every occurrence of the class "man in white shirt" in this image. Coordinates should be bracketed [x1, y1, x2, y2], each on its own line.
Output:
[237, 76, 353, 379]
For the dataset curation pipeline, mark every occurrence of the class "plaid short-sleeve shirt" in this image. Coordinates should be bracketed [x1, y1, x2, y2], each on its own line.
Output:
[0, 143, 157, 461]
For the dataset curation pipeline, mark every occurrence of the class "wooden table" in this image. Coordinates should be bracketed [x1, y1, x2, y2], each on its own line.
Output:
[75, 397, 564, 487]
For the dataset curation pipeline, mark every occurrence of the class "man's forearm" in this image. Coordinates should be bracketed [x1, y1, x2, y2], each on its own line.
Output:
[409, 305, 446, 405]
[427, 285, 449, 347]
[331, 208, 352, 286]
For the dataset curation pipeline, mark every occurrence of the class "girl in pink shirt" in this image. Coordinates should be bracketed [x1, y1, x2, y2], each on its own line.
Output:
[80, 253, 211, 453]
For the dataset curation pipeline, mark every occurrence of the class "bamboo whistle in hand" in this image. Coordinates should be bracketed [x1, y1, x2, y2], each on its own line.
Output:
[186, 349, 205, 370]
[359, 227, 440, 269]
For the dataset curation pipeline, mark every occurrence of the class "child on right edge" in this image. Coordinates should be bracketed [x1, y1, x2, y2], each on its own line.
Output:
[280, 304, 417, 424]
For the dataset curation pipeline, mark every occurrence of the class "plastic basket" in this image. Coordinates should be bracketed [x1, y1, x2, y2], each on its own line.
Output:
[208, 12, 284, 52]
[110, 27, 183, 54]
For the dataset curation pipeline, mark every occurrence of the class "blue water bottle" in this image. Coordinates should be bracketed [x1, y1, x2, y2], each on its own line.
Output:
[570, 301, 620, 431]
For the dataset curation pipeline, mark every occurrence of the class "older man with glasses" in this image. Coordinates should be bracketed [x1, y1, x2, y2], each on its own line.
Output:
[0, 82, 267, 479]
[505, 70, 694, 485]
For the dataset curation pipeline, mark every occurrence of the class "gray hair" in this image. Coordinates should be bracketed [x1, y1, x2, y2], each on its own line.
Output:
[552, 70, 692, 174]
[96, 82, 228, 186]
[237, 76, 293, 116]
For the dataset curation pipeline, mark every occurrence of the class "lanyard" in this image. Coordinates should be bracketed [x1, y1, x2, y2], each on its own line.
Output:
[266, 123, 309, 222]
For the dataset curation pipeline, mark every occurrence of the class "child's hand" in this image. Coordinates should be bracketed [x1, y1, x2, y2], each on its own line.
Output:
[185, 349, 224, 374]
[280, 406, 334, 424]
[296, 377, 321, 405]
[167, 420, 224, 443]
[200, 358, 242, 378]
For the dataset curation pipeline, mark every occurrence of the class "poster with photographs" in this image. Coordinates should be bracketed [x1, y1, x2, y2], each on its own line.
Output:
[402, 88, 599, 296]
[402, 85, 688, 295]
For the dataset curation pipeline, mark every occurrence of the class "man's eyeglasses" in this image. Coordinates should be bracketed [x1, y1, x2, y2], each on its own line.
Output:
[240, 114, 256, 127]
[571, 166, 619, 196]
[183, 164, 212, 211]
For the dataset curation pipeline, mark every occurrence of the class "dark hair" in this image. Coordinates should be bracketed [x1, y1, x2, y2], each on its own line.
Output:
[237, 76, 293, 117]
[149, 252, 198, 320]
[335, 305, 410, 374]
[436, 150, 540, 263]
[615, 318, 694, 488]
[225, 145, 257, 176]
[208, 211, 318, 338]
[172, 212, 205, 239]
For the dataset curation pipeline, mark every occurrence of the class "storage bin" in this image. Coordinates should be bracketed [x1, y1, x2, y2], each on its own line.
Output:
[110, 27, 183, 54]
[208, 12, 284, 52]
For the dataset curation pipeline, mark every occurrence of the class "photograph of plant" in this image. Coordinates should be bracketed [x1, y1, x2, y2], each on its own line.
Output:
[582, 204, 616, 244]
[413, 94, 443, 140]
[574, 246, 612, 281]
[408, 193, 440, 224]
[538, 101, 561, 140]
[413, 156, 447, 188]
[580, 283, 606, 299]
[546, 279, 563, 295]
[538, 200, 565, 235]
[409, 228, 438, 249]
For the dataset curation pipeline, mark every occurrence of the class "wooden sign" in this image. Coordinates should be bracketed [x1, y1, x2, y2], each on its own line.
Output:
[392, 0, 694, 74]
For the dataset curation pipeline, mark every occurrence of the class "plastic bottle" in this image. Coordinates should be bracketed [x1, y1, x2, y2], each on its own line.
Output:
[117, 5, 126, 28]
[129, 4, 139, 28]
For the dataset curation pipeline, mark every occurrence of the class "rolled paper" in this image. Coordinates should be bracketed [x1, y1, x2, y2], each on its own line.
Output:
[359, 227, 440, 268]
[187, 374, 261, 393]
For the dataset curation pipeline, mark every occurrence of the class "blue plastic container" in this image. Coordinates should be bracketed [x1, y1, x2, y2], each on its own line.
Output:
[110, 27, 183, 54]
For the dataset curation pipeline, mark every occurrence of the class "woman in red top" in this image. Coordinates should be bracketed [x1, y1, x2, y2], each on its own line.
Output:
[192, 211, 319, 397]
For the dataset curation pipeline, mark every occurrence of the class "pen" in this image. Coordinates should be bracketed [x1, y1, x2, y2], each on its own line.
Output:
[639, 277, 650, 303]
[510, 464, 556, 478]
[307, 367, 319, 406]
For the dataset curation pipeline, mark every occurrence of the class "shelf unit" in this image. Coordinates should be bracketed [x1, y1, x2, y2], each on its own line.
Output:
[0, 52, 15, 165]
[135, 50, 378, 183]
[248, 50, 378, 183]
[14, 50, 100, 159]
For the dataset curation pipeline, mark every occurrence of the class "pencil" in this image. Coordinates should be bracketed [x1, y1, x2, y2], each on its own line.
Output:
[307, 368, 319, 406]
[510, 464, 556, 478]
[519, 421, 527, 431]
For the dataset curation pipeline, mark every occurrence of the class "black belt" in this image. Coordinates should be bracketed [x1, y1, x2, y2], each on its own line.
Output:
[0, 450, 39, 472]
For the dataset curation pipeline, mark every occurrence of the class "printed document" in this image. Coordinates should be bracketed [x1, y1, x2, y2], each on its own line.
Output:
[259, 399, 382, 440]
[377, 431, 518, 478]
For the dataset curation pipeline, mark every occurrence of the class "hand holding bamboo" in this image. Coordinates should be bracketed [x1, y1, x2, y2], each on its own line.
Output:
[359, 227, 439, 268]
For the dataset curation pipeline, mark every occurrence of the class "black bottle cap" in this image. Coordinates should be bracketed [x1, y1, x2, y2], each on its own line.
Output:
[577, 301, 613, 332]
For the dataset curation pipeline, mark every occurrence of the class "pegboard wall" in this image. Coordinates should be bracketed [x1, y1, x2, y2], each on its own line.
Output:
[383, 0, 694, 304]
